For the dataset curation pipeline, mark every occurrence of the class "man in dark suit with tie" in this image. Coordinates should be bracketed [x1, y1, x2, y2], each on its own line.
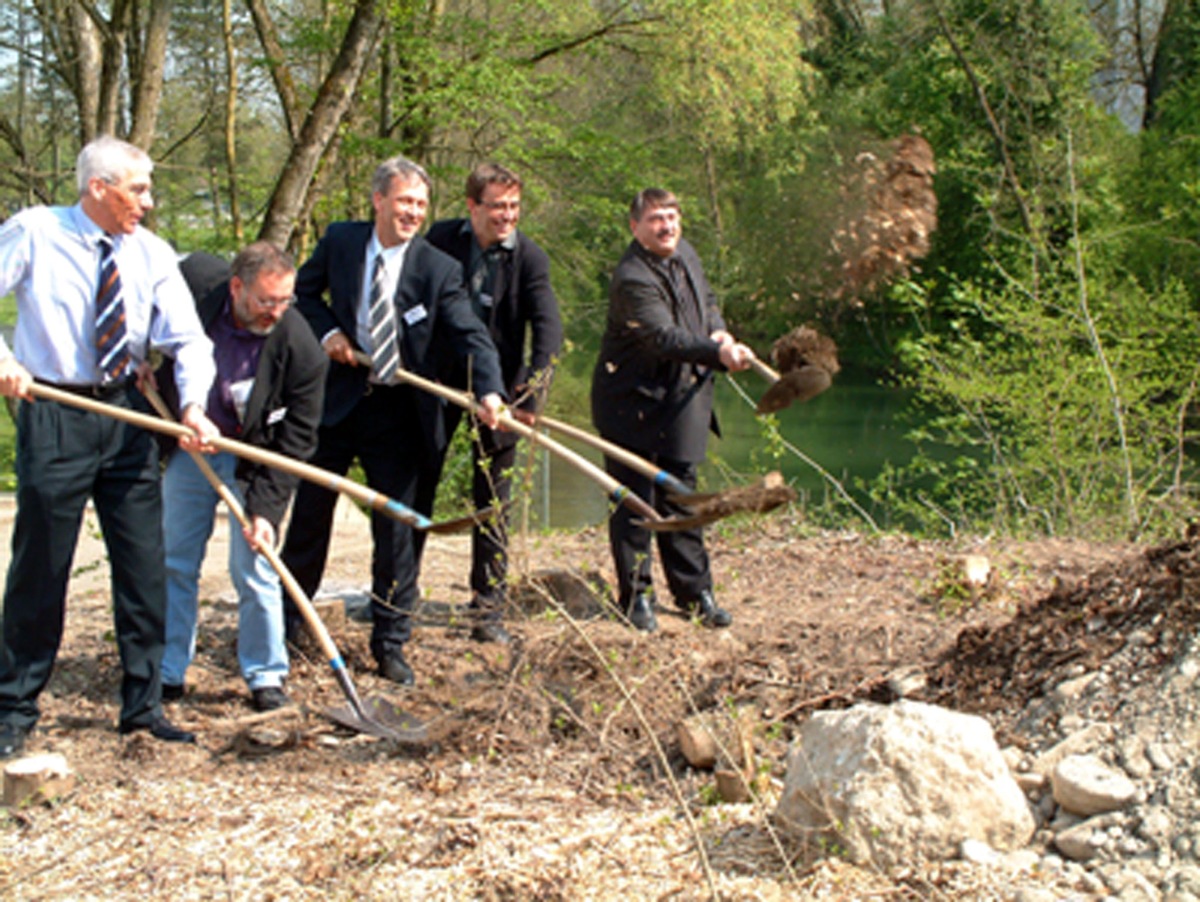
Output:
[279, 155, 505, 686]
[425, 163, 563, 644]
[591, 188, 753, 634]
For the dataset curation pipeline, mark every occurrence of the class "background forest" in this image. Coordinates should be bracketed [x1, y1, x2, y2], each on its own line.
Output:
[1, 0, 1198, 541]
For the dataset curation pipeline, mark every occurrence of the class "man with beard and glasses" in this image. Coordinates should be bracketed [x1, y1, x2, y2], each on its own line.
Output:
[591, 188, 753, 634]
[156, 242, 327, 712]
[279, 155, 504, 687]
[0, 135, 217, 758]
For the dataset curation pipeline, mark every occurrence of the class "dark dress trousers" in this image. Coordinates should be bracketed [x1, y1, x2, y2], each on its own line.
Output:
[424, 219, 563, 606]
[279, 222, 503, 661]
[590, 237, 729, 608]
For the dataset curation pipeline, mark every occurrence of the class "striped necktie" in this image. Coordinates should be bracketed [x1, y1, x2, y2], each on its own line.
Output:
[368, 253, 400, 382]
[95, 237, 131, 382]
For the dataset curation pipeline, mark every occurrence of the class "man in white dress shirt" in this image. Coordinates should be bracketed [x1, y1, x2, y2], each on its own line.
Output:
[0, 135, 218, 758]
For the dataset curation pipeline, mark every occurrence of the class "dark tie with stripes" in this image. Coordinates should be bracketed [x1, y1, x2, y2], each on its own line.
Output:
[95, 237, 130, 382]
[368, 253, 400, 382]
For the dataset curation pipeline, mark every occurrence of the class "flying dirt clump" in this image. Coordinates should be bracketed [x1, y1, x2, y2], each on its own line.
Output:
[832, 132, 938, 303]
[756, 325, 841, 414]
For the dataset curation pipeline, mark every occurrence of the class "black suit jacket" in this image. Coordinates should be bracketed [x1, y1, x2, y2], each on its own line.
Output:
[590, 237, 727, 463]
[163, 254, 329, 529]
[425, 218, 563, 449]
[294, 221, 504, 459]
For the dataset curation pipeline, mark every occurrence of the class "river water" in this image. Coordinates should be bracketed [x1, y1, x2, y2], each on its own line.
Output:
[520, 370, 918, 530]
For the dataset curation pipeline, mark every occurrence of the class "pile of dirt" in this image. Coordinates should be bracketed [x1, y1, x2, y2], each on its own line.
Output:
[929, 535, 1200, 742]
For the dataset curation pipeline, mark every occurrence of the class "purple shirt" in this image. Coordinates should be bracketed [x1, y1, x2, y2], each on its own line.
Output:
[206, 301, 266, 437]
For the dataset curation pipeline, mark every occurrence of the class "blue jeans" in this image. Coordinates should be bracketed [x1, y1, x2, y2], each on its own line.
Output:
[161, 451, 287, 690]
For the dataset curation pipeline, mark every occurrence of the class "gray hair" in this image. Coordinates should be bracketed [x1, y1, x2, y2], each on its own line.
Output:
[371, 155, 432, 198]
[76, 136, 152, 196]
[231, 241, 295, 286]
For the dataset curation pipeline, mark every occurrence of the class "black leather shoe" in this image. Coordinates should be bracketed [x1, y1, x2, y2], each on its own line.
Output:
[626, 593, 658, 633]
[119, 715, 196, 744]
[378, 652, 415, 686]
[470, 621, 513, 644]
[251, 686, 291, 712]
[162, 683, 184, 702]
[687, 590, 732, 628]
[0, 723, 28, 760]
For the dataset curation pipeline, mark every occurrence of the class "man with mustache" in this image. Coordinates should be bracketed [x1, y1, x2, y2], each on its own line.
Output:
[591, 188, 753, 633]
[155, 242, 327, 712]
[279, 155, 505, 686]
[0, 135, 218, 757]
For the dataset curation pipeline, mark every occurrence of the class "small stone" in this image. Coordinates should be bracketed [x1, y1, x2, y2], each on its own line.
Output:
[1054, 820, 1104, 861]
[1059, 713, 1086, 733]
[1052, 754, 1138, 816]
[1138, 806, 1173, 846]
[1118, 735, 1153, 779]
[1002, 848, 1040, 874]
[1053, 672, 1098, 702]
[1033, 723, 1114, 776]
[1146, 742, 1175, 771]
[1015, 770, 1047, 794]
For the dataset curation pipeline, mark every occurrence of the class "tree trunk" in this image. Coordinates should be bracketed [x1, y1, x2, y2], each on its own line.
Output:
[128, 0, 174, 149]
[258, 0, 384, 251]
[244, 0, 302, 141]
[223, 0, 243, 243]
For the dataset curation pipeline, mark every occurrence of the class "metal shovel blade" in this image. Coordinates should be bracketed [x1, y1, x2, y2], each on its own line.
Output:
[323, 696, 429, 744]
[755, 365, 833, 414]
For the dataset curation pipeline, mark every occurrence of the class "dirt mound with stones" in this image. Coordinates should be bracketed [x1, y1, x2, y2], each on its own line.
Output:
[929, 536, 1200, 741]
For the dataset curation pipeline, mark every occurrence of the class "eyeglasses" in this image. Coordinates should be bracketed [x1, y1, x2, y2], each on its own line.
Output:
[104, 177, 153, 200]
[483, 200, 521, 213]
[246, 291, 294, 310]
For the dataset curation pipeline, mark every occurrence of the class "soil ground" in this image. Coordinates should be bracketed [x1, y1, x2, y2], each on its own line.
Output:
[0, 494, 1152, 899]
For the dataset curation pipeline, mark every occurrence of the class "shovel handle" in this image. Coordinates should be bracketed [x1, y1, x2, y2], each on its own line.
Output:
[374, 360, 661, 524]
[140, 386, 374, 722]
[535, 414, 693, 498]
[748, 354, 781, 384]
[27, 381, 434, 530]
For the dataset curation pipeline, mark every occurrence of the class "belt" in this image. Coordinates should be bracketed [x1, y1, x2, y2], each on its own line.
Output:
[35, 376, 136, 400]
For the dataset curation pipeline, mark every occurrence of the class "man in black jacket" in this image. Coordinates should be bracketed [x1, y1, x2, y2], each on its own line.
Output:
[425, 163, 563, 644]
[162, 242, 327, 711]
[279, 155, 505, 685]
[591, 188, 752, 633]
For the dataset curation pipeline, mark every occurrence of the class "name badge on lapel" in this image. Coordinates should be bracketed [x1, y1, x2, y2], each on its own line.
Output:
[403, 305, 428, 326]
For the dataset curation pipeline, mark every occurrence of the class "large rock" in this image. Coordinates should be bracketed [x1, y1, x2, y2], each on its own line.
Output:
[774, 700, 1035, 868]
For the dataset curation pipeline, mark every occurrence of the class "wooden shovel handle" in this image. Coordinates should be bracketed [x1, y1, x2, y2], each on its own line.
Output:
[381, 364, 662, 524]
[748, 354, 781, 384]
[535, 414, 693, 498]
[26, 382, 433, 529]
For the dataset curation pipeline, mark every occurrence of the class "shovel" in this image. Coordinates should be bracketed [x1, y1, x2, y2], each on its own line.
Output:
[748, 327, 839, 414]
[349, 353, 717, 532]
[141, 385, 424, 743]
[26, 381, 492, 534]
[534, 413, 796, 523]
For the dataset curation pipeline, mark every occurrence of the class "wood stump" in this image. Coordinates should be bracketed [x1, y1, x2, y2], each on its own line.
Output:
[4, 753, 75, 807]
